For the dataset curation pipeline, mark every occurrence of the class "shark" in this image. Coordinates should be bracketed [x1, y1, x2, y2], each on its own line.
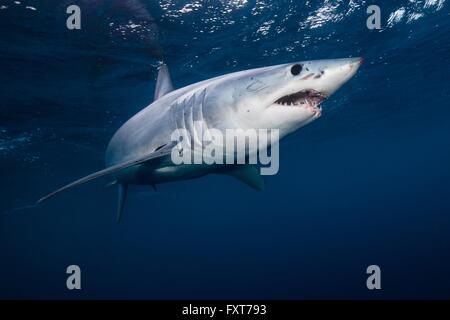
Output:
[38, 57, 362, 221]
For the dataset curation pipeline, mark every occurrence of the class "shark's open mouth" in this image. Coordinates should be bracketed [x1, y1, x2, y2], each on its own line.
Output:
[274, 90, 327, 109]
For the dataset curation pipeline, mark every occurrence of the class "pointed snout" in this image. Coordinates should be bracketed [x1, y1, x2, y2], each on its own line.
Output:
[327, 58, 364, 95]
[334, 57, 364, 70]
[306, 57, 363, 97]
[338, 57, 363, 83]
[348, 57, 364, 66]
[347, 57, 364, 72]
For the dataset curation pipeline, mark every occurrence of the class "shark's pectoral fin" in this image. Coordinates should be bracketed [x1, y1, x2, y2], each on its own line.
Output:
[154, 63, 174, 100]
[224, 165, 265, 191]
[117, 184, 128, 223]
[37, 141, 176, 204]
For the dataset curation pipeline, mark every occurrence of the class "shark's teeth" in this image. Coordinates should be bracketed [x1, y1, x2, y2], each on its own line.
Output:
[274, 89, 327, 115]
[274, 89, 327, 107]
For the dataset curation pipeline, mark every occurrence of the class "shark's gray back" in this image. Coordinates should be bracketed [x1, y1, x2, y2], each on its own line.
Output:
[105, 65, 269, 167]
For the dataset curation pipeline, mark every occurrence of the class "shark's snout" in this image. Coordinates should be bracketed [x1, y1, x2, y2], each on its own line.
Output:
[348, 57, 364, 73]
[340, 57, 363, 75]
[349, 57, 364, 66]
[271, 57, 362, 115]
[310, 57, 363, 97]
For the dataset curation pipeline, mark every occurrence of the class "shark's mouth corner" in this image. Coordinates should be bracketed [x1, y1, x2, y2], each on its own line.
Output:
[274, 89, 327, 108]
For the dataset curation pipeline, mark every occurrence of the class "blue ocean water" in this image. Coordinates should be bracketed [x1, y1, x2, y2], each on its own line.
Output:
[0, 0, 449, 299]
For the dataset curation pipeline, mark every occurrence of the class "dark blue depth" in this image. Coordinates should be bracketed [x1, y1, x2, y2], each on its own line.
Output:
[0, 0, 449, 299]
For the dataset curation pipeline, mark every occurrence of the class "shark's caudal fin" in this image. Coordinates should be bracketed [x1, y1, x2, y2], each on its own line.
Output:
[154, 63, 174, 100]
[37, 142, 175, 204]
[224, 165, 265, 191]
[117, 184, 128, 223]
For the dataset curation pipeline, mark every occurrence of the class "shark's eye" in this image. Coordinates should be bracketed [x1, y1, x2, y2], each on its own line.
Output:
[291, 64, 302, 76]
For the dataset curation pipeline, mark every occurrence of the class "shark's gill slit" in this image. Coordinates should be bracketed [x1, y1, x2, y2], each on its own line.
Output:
[154, 144, 166, 152]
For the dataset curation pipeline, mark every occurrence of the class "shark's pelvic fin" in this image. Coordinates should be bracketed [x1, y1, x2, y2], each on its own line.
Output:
[154, 63, 174, 100]
[37, 142, 175, 204]
[225, 165, 265, 191]
[117, 184, 128, 223]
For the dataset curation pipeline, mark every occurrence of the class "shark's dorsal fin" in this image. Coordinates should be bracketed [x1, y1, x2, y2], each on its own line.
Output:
[117, 184, 128, 223]
[225, 165, 265, 190]
[154, 63, 174, 100]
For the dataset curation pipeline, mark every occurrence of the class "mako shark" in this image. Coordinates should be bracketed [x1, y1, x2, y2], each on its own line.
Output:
[38, 57, 362, 220]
